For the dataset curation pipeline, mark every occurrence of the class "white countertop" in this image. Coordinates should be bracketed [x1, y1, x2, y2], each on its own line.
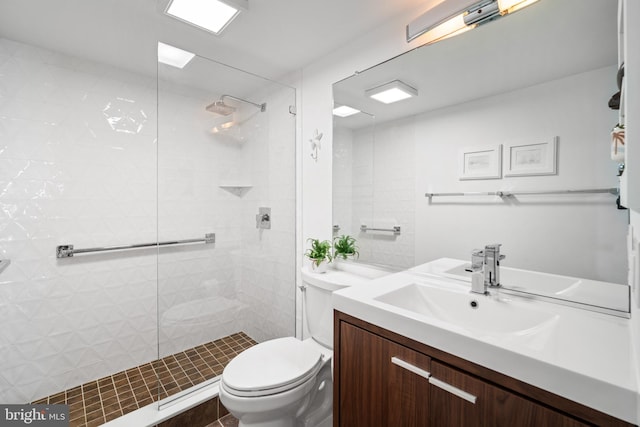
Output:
[332, 260, 639, 424]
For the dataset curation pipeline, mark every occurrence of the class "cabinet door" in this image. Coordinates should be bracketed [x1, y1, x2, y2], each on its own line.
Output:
[429, 361, 589, 427]
[338, 322, 431, 427]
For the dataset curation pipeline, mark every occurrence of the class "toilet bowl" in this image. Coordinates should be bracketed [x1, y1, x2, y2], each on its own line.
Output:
[219, 265, 377, 427]
[219, 337, 332, 427]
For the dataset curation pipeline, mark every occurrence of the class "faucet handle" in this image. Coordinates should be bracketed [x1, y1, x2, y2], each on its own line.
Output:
[485, 243, 502, 251]
[470, 249, 484, 271]
[472, 248, 484, 255]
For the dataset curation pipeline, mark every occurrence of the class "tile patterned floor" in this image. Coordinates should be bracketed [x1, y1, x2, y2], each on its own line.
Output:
[205, 413, 239, 427]
[31, 332, 256, 427]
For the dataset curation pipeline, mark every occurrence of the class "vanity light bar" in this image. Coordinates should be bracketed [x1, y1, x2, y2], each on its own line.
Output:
[463, 0, 500, 26]
[407, 0, 479, 43]
[407, 0, 541, 44]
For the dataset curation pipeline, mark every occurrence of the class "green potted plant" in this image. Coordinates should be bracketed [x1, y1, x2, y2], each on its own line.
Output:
[304, 238, 333, 273]
[333, 235, 359, 261]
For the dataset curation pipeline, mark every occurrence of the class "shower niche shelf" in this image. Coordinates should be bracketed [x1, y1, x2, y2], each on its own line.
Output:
[219, 184, 253, 197]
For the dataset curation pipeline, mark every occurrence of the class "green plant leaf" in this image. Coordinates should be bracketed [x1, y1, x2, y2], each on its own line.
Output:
[305, 238, 333, 263]
[333, 235, 359, 260]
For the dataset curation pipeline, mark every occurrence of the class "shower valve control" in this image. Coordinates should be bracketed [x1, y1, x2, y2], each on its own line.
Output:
[256, 207, 271, 230]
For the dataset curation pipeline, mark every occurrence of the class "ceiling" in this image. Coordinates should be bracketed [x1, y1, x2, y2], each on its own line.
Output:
[0, 0, 428, 82]
[333, 0, 619, 130]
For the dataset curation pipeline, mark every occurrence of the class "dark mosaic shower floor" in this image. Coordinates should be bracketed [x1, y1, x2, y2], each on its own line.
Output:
[31, 332, 255, 427]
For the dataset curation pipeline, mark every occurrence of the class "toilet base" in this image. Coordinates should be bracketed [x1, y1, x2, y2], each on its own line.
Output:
[238, 419, 295, 427]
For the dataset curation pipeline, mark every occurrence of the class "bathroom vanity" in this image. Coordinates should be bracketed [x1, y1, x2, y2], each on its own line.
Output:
[332, 261, 638, 426]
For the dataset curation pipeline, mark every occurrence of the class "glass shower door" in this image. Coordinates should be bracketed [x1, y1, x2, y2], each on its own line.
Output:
[156, 52, 297, 404]
[0, 35, 159, 425]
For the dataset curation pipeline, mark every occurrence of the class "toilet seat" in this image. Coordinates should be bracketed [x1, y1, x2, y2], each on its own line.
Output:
[221, 337, 323, 397]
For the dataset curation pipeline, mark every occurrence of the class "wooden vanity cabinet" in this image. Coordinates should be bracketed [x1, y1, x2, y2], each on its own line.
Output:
[334, 311, 634, 427]
[338, 320, 431, 427]
[429, 361, 587, 427]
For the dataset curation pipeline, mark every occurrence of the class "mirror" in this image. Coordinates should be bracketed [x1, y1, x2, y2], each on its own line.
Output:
[332, 0, 627, 305]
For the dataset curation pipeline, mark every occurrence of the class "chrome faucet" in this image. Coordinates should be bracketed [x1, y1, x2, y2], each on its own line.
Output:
[469, 244, 506, 294]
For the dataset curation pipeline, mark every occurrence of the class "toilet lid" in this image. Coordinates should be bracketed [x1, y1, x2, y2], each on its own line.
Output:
[221, 337, 323, 397]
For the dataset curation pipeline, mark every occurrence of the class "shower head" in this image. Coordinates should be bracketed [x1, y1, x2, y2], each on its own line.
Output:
[205, 94, 266, 116]
[206, 100, 236, 116]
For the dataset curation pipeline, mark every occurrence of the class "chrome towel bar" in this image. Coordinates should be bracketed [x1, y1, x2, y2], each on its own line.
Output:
[425, 188, 618, 198]
[56, 233, 216, 258]
[360, 225, 401, 235]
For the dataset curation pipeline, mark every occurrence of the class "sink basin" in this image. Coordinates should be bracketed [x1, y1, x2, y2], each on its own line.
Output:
[375, 282, 558, 336]
[442, 264, 581, 294]
[437, 262, 630, 316]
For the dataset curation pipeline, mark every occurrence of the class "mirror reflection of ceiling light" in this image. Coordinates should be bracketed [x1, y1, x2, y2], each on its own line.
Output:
[333, 105, 361, 117]
[157, 42, 196, 68]
[407, 0, 540, 44]
[165, 0, 248, 35]
[366, 80, 418, 104]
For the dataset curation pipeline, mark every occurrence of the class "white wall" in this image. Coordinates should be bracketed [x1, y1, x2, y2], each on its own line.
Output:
[340, 118, 417, 269]
[332, 127, 354, 238]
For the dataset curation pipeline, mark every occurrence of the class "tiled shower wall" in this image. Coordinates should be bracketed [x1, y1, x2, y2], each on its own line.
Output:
[333, 120, 416, 269]
[0, 37, 296, 404]
[235, 86, 297, 343]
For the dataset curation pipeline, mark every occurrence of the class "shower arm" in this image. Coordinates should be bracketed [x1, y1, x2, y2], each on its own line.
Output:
[221, 95, 267, 112]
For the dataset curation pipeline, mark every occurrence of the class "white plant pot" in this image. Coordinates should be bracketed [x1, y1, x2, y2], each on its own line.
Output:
[310, 259, 328, 273]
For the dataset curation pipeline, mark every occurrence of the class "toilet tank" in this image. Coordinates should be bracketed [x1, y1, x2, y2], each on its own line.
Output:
[302, 262, 391, 348]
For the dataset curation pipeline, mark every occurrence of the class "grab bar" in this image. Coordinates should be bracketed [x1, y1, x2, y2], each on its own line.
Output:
[360, 225, 401, 235]
[56, 233, 216, 258]
[425, 188, 618, 198]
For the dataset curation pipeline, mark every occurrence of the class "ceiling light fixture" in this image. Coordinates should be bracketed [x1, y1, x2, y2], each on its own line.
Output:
[366, 80, 418, 104]
[157, 42, 196, 68]
[165, 0, 248, 35]
[333, 105, 361, 117]
[406, 0, 540, 44]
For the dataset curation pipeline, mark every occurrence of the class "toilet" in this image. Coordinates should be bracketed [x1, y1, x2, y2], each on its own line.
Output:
[219, 266, 371, 427]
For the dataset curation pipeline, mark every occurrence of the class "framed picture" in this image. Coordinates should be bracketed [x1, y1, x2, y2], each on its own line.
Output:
[459, 145, 502, 180]
[504, 137, 558, 177]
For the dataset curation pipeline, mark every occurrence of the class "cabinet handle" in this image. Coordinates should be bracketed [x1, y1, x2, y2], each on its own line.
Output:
[391, 357, 431, 380]
[429, 377, 477, 404]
